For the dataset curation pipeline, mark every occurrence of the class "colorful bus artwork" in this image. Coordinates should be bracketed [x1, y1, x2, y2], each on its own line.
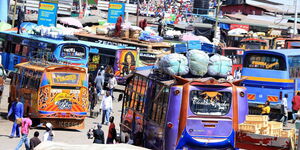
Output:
[9, 61, 88, 129]
[0, 31, 90, 71]
[241, 49, 300, 113]
[87, 44, 137, 84]
[120, 70, 248, 149]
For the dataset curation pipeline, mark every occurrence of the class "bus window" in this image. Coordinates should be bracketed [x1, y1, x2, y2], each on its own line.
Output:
[190, 90, 232, 116]
[288, 56, 300, 78]
[61, 45, 86, 59]
[243, 54, 286, 70]
[149, 84, 168, 125]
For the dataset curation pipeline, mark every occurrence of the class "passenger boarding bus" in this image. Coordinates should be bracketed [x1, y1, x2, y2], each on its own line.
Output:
[9, 61, 88, 129]
[0, 31, 90, 71]
[120, 70, 248, 149]
[242, 49, 300, 113]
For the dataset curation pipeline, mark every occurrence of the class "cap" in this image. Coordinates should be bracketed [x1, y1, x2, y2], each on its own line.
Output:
[97, 123, 102, 129]
[46, 123, 52, 129]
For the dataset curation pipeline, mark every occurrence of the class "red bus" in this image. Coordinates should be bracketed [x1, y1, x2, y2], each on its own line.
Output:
[221, 47, 244, 75]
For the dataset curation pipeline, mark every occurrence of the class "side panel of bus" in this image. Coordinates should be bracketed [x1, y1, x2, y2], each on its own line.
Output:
[115, 50, 137, 83]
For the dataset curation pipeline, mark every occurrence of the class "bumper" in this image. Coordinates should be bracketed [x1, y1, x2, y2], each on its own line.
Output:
[177, 129, 235, 149]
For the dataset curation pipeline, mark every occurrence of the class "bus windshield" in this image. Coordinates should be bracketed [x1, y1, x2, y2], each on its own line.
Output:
[242, 42, 265, 49]
[190, 90, 231, 116]
[61, 45, 86, 59]
[243, 53, 286, 70]
[52, 72, 80, 84]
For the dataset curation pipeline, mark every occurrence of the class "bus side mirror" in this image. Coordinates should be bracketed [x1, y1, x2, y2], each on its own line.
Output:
[118, 94, 123, 102]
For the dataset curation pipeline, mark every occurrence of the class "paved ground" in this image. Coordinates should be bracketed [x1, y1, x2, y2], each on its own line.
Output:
[0, 79, 125, 150]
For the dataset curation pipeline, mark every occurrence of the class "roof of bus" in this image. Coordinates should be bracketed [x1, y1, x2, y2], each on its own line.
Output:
[0, 31, 135, 50]
[15, 61, 86, 72]
[245, 49, 300, 56]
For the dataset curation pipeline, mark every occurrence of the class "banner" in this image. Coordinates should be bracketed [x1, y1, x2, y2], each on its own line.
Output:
[37, 1, 58, 27]
[107, 2, 125, 23]
[230, 24, 250, 31]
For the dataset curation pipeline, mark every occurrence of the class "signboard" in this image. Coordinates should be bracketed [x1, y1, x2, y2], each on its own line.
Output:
[37, 1, 58, 27]
[53, 73, 79, 84]
[107, 2, 125, 23]
[188, 40, 201, 50]
[61, 45, 86, 58]
[230, 24, 250, 31]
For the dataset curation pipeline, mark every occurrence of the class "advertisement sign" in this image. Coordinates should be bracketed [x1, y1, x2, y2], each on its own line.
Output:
[107, 2, 125, 23]
[53, 73, 79, 84]
[37, 1, 58, 27]
[230, 24, 250, 31]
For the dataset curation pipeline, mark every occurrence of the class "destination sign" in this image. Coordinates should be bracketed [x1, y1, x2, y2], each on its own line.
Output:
[53, 73, 79, 84]
[62, 45, 86, 58]
[251, 61, 279, 69]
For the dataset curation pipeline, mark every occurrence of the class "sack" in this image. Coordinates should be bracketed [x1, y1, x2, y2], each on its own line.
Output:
[207, 54, 232, 77]
[186, 50, 209, 76]
[8, 112, 15, 122]
[158, 53, 189, 76]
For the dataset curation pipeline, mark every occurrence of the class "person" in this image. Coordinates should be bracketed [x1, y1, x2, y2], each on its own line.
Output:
[226, 72, 234, 82]
[94, 72, 104, 95]
[261, 101, 271, 115]
[108, 74, 117, 99]
[100, 91, 113, 125]
[115, 15, 123, 37]
[15, 117, 32, 150]
[139, 19, 147, 30]
[7, 98, 24, 138]
[43, 123, 54, 142]
[292, 92, 300, 123]
[89, 83, 97, 111]
[121, 52, 136, 76]
[17, 7, 25, 34]
[234, 67, 242, 80]
[30, 131, 41, 150]
[158, 17, 165, 36]
[93, 124, 105, 144]
[281, 94, 288, 126]
[106, 116, 117, 144]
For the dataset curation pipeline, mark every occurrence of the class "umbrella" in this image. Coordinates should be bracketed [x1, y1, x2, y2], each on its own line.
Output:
[58, 17, 83, 28]
[0, 22, 12, 31]
[228, 28, 248, 36]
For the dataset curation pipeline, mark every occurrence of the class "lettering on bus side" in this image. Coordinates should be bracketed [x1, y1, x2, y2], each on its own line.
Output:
[251, 61, 279, 69]
[59, 121, 81, 128]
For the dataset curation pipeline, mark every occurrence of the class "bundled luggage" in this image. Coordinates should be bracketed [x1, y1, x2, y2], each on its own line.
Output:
[207, 54, 232, 77]
[158, 53, 189, 76]
[186, 50, 209, 76]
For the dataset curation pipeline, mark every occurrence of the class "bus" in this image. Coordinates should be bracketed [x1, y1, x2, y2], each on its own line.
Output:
[9, 61, 88, 129]
[87, 44, 138, 84]
[240, 38, 269, 50]
[120, 70, 248, 149]
[221, 47, 244, 75]
[241, 49, 300, 113]
[0, 31, 90, 71]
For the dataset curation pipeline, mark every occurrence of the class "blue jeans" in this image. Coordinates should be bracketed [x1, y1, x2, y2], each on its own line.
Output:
[110, 88, 114, 99]
[102, 109, 111, 124]
[11, 122, 20, 137]
[292, 109, 298, 120]
[15, 134, 29, 150]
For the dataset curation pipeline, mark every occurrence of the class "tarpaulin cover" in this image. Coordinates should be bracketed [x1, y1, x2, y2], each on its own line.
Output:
[208, 54, 232, 77]
[158, 53, 189, 76]
[187, 50, 209, 76]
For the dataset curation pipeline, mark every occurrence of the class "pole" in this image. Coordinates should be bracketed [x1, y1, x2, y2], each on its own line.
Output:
[12, 0, 18, 27]
[293, 0, 298, 37]
[125, 0, 129, 22]
[136, 0, 140, 26]
[214, 0, 221, 40]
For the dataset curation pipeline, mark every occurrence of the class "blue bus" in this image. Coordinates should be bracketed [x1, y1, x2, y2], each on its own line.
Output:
[241, 49, 300, 112]
[0, 31, 89, 72]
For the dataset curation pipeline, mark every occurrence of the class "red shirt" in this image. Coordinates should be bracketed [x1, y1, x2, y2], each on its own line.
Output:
[108, 123, 115, 138]
[292, 95, 300, 111]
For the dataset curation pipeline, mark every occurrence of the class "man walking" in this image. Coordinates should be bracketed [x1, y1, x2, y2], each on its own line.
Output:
[94, 72, 104, 96]
[7, 98, 24, 138]
[15, 117, 32, 150]
[30, 131, 41, 150]
[292, 92, 300, 123]
[93, 124, 105, 144]
[100, 91, 113, 125]
[108, 74, 117, 99]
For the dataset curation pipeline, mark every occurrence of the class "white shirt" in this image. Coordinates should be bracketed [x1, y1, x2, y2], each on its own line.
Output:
[100, 95, 113, 110]
[108, 77, 117, 89]
[43, 131, 54, 142]
[282, 97, 288, 108]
